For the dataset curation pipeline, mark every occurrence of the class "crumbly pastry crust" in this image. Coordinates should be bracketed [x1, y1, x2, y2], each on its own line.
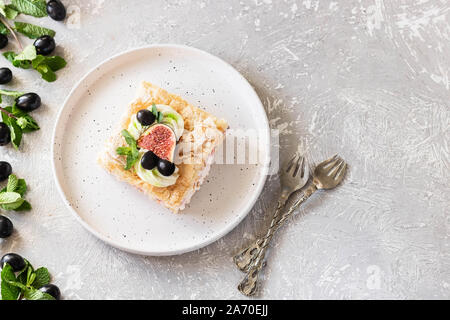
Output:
[97, 81, 227, 213]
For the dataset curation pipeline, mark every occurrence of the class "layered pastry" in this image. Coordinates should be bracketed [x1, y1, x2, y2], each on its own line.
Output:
[97, 81, 228, 213]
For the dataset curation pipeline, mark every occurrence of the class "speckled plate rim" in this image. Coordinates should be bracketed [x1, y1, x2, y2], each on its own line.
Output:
[51, 44, 271, 256]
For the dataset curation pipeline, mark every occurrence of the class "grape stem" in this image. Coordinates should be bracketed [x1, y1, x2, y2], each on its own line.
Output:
[0, 16, 23, 51]
[0, 106, 16, 119]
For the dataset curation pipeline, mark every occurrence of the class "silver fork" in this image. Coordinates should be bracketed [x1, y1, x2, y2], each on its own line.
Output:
[237, 154, 348, 296]
[233, 153, 310, 272]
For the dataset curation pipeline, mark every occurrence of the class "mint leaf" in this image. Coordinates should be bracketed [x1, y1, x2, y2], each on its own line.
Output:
[0, 1, 6, 17]
[14, 200, 31, 211]
[30, 54, 67, 82]
[16, 259, 31, 285]
[6, 174, 18, 192]
[151, 104, 158, 117]
[36, 64, 56, 82]
[0, 105, 39, 149]
[10, 105, 40, 132]
[0, 198, 24, 211]
[1, 111, 22, 149]
[0, 190, 24, 211]
[16, 115, 39, 132]
[0, 1, 18, 19]
[16, 116, 28, 129]
[14, 21, 55, 39]
[4, 5, 18, 19]
[42, 55, 66, 71]
[31, 267, 50, 288]
[24, 287, 55, 300]
[8, 118, 22, 149]
[0, 191, 21, 204]
[1, 264, 21, 300]
[119, 130, 140, 170]
[0, 21, 8, 35]
[25, 265, 34, 285]
[15, 179, 27, 196]
[0, 1, 7, 17]
[14, 44, 37, 61]
[116, 146, 130, 155]
[0, 174, 30, 211]
[11, 0, 47, 18]
[0, 89, 25, 101]
[121, 129, 137, 148]
[3, 51, 32, 69]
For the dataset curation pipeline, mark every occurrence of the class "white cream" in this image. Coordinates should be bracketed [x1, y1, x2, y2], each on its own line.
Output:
[134, 151, 179, 187]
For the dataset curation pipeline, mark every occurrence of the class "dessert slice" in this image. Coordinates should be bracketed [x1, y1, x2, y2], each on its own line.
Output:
[97, 81, 228, 213]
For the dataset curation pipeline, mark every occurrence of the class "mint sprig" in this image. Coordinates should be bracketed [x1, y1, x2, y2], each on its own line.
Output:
[14, 21, 55, 39]
[0, 104, 39, 149]
[3, 45, 66, 82]
[116, 129, 140, 170]
[0, 174, 31, 211]
[1, 259, 54, 300]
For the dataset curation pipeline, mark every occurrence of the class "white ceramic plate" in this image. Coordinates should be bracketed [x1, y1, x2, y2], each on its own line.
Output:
[52, 44, 270, 256]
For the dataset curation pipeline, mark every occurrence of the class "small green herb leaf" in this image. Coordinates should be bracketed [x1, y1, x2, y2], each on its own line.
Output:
[1, 264, 21, 300]
[41, 55, 66, 71]
[0, 89, 25, 102]
[15, 259, 31, 285]
[0, 175, 31, 211]
[11, 0, 47, 18]
[14, 21, 55, 39]
[152, 103, 158, 118]
[6, 174, 18, 192]
[0, 191, 21, 204]
[0, 191, 25, 210]
[14, 179, 27, 196]
[4, 5, 19, 19]
[3, 46, 66, 81]
[24, 287, 55, 300]
[35, 63, 56, 82]
[10, 105, 40, 132]
[15, 45, 37, 61]
[1, 113, 22, 149]
[3, 51, 32, 69]
[14, 200, 31, 211]
[0, 21, 8, 35]
[31, 267, 50, 288]
[116, 146, 131, 155]
[122, 129, 137, 147]
[0, 105, 39, 149]
[118, 130, 140, 170]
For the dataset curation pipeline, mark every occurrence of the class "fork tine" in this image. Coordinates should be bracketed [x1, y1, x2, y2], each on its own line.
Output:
[285, 153, 299, 173]
[303, 158, 310, 178]
[330, 159, 344, 177]
[292, 156, 302, 177]
[334, 162, 347, 180]
[327, 158, 343, 176]
[321, 154, 339, 167]
[299, 156, 305, 178]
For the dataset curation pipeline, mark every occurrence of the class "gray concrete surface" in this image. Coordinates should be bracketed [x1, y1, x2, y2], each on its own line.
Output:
[0, 0, 449, 299]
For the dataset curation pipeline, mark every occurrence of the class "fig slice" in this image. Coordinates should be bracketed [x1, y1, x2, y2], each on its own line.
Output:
[137, 124, 176, 162]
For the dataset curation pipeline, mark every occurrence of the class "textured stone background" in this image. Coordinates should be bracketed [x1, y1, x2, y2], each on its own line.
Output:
[0, 0, 449, 299]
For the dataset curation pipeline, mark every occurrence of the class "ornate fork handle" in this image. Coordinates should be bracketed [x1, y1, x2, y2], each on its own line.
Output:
[238, 183, 317, 296]
[233, 200, 285, 272]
